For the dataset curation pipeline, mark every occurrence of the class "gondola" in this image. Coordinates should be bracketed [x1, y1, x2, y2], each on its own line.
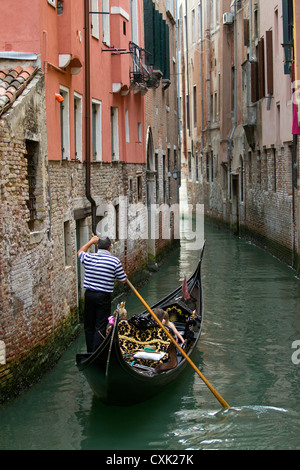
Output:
[76, 241, 205, 406]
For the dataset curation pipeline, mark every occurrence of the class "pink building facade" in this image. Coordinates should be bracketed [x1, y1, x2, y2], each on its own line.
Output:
[0, 0, 145, 164]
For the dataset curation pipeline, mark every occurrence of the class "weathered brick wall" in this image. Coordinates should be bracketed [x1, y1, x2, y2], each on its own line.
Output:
[202, 139, 299, 271]
[239, 144, 297, 266]
[0, 73, 80, 401]
[0, 72, 150, 402]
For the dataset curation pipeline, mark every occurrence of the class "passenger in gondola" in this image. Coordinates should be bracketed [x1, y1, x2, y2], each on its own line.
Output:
[152, 308, 184, 344]
[162, 311, 185, 345]
[106, 301, 127, 334]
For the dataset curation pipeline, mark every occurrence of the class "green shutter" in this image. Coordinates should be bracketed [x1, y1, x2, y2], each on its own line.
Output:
[143, 0, 154, 66]
[143, 0, 170, 78]
[282, 0, 293, 75]
[164, 23, 170, 79]
[154, 9, 162, 70]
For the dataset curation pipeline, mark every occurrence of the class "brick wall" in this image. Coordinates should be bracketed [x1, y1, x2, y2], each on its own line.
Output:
[0, 72, 150, 402]
[0, 72, 80, 401]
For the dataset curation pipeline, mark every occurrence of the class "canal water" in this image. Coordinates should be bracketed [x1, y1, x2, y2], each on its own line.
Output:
[1, 223, 300, 450]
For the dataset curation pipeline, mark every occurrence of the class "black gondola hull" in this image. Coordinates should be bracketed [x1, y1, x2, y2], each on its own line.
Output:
[76, 242, 205, 406]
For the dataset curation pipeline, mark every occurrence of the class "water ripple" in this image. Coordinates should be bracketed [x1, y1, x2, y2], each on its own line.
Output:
[162, 405, 300, 450]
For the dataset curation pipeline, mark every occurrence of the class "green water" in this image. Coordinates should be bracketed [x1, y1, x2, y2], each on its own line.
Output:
[1, 223, 300, 450]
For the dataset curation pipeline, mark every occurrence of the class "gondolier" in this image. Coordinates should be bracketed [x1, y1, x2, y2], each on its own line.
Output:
[78, 235, 127, 352]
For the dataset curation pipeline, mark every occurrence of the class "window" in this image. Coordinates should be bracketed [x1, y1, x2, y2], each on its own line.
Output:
[143, 0, 170, 79]
[188, 152, 192, 181]
[74, 93, 82, 161]
[274, 9, 279, 57]
[240, 157, 244, 201]
[163, 154, 166, 202]
[111, 106, 119, 160]
[92, 100, 102, 161]
[129, 177, 134, 203]
[102, 0, 110, 46]
[210, 0, 214, 28]
[192, 9, 196, 44]
[138, 122, 142, 143]
[60, 86, 70, 160]
[206, 154, 210, 182]
[186, 94, 190, 131]
[166, 0, 174, 19]
[125, 109, 130, 143]
[137, 175, 143, 201]
[258, 38, 265, 99]
[155, 153, 159, 203]
[57, 0, 63, 14]
[266, 30, 273, 96]
[282, 0, 293, 75]
[167, 148, 171, 203]
[64, 220, 72, 267]
[131, 0, 139, 45]
[216, 0, 220, 25]
[193, 85, 197, 127]
[91, 0, 100, 40]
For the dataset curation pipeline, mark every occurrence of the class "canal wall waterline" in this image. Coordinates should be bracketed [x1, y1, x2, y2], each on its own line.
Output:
[204, 214, 300, 276]
[0, 309, 80, 404]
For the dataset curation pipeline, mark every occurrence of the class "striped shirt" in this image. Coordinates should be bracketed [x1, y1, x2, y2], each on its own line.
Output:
[78, 249, 127, 293]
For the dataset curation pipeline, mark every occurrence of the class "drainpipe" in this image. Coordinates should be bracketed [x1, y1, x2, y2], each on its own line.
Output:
[229, 0, 237, 198]
[292, 0, 297, 269]
[84, 0, 97, 235]
[176, 0, 182, 187]
[185, 0, 190, 137]
[199, 0, 204, 156]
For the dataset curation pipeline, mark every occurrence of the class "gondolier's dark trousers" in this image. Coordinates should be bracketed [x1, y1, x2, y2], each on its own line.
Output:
[84, 289, 112, 353]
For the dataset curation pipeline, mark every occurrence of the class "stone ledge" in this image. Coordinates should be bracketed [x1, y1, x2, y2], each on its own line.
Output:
[29, 230, 44, 245]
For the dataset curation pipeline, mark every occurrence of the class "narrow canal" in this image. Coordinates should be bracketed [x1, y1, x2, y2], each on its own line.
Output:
[1, 223, 300, 450]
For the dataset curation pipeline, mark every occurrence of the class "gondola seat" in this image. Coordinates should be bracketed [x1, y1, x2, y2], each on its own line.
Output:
[118, 319, 172, 368]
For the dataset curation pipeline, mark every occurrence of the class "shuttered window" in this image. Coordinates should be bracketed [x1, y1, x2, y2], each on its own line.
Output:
[143, 0, 170, 80]
[282, 0, 293, 75]
[258, 38, 265, 100]
[266, 30, 274, 95]
[251, 61, 258, 103]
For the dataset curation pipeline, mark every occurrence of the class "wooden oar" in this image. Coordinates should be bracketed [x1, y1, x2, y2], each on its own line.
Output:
[126, 278, 231, 409]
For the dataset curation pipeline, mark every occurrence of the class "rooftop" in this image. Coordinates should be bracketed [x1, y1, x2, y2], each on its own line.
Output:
[0, 65, 38, 117]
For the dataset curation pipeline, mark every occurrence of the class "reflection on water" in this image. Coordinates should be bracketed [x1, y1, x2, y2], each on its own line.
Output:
[1, 223, 300, 450]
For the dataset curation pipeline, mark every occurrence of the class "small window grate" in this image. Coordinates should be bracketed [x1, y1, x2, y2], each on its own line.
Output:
[25, 142, 37, 224]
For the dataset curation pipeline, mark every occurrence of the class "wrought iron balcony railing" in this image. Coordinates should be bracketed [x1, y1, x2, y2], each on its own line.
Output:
[129, 41, 161, 89]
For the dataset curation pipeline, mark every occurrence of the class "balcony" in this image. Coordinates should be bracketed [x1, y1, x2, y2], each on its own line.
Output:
[129, 42, 161, 92]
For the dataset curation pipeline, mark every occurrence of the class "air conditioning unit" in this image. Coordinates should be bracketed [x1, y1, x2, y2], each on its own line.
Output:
[223, 12, 234, 25]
